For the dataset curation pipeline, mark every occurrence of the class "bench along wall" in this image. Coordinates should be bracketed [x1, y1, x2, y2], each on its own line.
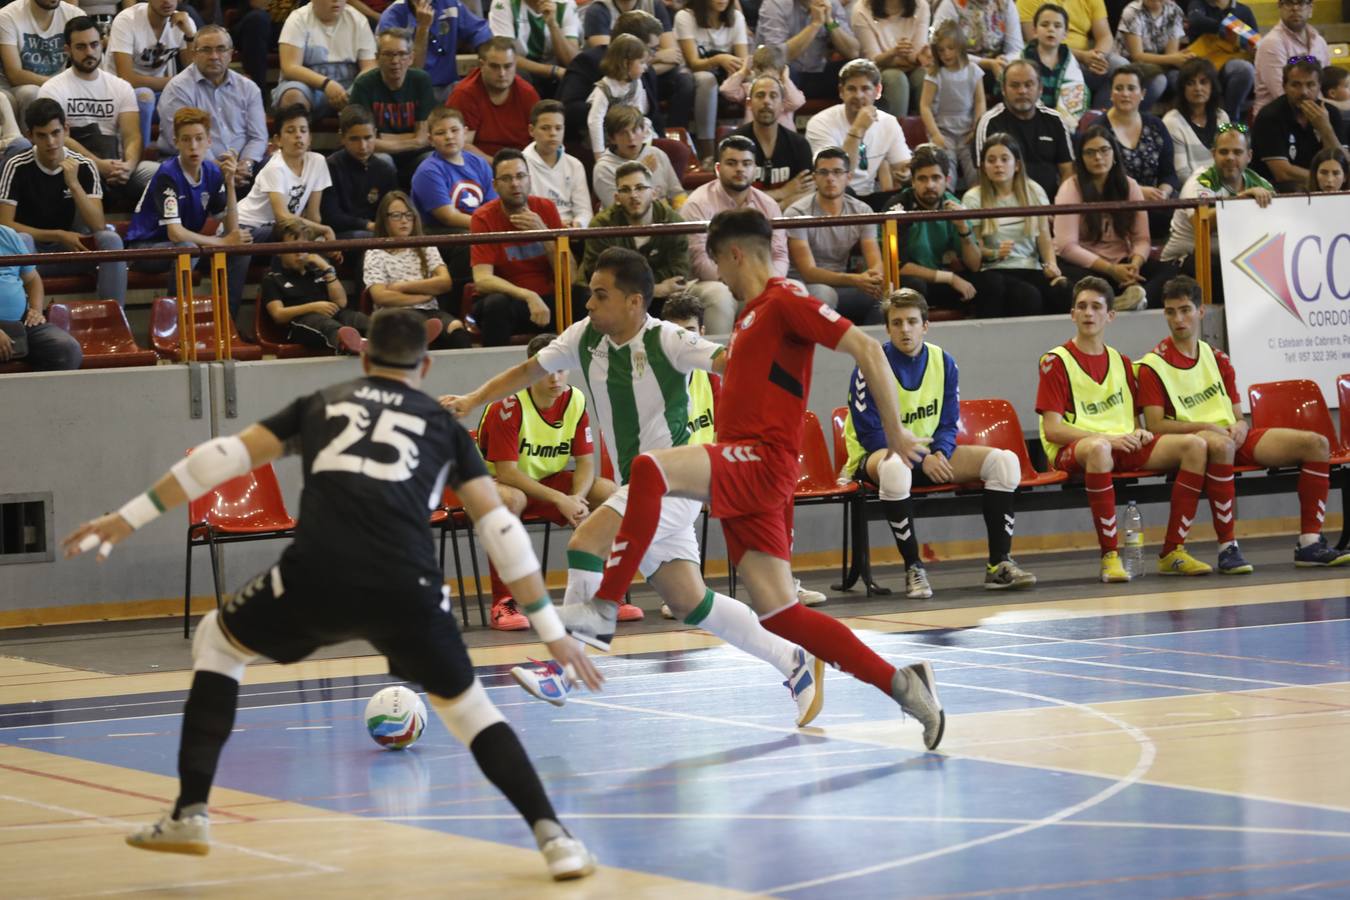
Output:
[2, 308, 1310, 621]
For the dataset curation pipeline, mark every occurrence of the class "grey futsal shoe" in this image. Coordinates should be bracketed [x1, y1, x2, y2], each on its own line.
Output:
[125, 810, 210, 855]
[905, 565, 934, 599]
[891, 661, 945, 750]
[984, 558, 1037, 590]
[535, 820, 596, 881]
[559, 597, 619, 652]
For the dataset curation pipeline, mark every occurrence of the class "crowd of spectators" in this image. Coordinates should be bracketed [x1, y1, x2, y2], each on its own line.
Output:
[1, 0, 1348, 367]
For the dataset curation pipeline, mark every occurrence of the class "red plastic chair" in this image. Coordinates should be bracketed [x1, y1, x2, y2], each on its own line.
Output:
[47, 300, 158, 368]
[1338, 374, 1350, 452]
[433, 484, 485, 628]
[1248, 379, 1350, 463]
[251, 294, 329, 359]
[957, 399, 1069, 488]
[183, 460, 296, 636]
[151, 296, 262, 361]
[786, 411, 859, 591]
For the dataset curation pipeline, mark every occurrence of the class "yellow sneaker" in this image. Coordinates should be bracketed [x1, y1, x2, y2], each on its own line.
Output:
[1158, 547, 1213, 576]
[1100, 551, 1130, 583]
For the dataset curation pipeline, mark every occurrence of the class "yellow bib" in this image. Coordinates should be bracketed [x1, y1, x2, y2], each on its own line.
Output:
[1136, 342, 1237, 427]
[687, 369, 716, 446]
[843, 342, 945, 475]
[480, 387, 586, 481]
[1039, 344, 1136, 462]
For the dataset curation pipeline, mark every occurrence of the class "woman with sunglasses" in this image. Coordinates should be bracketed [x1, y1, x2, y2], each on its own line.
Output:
[1053, 124, 1178, 311]
[364, 191, 472, 349]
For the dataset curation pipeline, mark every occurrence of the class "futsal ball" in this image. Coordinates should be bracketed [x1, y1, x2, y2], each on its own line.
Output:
[364, 686, 427, 750]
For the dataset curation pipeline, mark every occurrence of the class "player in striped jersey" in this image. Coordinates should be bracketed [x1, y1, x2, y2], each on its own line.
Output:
[441, 248, 825, 726]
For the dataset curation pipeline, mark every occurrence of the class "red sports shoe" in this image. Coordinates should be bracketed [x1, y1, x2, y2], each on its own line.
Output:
[616, 602, 645, 622]
[491, 598, 529, 631]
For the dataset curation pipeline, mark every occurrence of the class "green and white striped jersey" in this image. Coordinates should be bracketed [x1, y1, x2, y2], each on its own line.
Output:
[535, 315, 722, 484]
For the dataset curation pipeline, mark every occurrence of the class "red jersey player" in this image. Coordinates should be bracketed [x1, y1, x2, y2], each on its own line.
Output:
[577, 208, 946, 750]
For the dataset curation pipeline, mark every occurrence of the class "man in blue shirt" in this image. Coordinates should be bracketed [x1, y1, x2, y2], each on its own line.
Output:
[842, 289, 1037, 598]
[156, 25, 268, 195]
[379, 0, 495, 103]
[0, 224, 81, 370]
[127, 106, 249, 286]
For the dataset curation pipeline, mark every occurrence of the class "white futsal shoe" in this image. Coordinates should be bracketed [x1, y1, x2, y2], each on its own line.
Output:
[786, 647, 825, 727]
[534, 820, 596, 880]
[891, 661, 945, 750]
[560, 597, 619, 652]
[125, 809, 210, 855]
[511, 658, 572, 706]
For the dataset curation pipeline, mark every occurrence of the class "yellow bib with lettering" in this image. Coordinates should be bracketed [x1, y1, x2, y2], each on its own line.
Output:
[480, 387, 586, 481]
[843, 342, 945, 475]
[1039, 344, 1136, 462]
[1136, 341, 1237, 427]
[687, 369, 716, 446]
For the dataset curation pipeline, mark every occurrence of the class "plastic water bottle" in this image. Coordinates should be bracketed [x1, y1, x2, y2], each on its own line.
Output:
[1123, 501, 1144, 579]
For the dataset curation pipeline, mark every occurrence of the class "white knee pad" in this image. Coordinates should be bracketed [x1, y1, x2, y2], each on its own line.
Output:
[476, 505, 540, 584]
[191, 610, 255, 682]
[171, 435, 251, 501]
[876, 453, 912, 501]
[980, 449, 1021, 493]
[429, 679, 506, 745]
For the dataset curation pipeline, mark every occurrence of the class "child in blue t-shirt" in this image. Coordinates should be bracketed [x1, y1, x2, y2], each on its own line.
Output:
[410, 107, 496, 229]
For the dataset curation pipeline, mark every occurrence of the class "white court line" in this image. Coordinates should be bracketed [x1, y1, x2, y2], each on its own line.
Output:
[284, 726, 332, 731]
[765, 681, 1157, 895]
[0, 791, 340, 877]
[105, 733, 156, 738]
[234, 811, 1350, 842]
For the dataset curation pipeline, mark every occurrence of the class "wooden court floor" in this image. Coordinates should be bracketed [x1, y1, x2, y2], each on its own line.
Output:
[3, 577, 1350, 898]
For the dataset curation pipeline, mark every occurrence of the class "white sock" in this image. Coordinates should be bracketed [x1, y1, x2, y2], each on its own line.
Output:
[1219, 541, 1235, 552]
[562, 568, 601, 608]
[697, 592, 798, 677]
[1299, 533, 1320, 547]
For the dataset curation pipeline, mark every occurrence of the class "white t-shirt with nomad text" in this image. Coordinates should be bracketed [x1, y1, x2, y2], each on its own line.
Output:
[804, 104, 911, 196]
[237, 151, 333, 228]
[38, 67, 138, 139]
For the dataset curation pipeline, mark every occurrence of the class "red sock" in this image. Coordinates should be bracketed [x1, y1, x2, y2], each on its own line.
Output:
[761, 602, 896, 694]
[1206, 463, 1237, 544]
[1162, 470, 1205, 556]
[488, 562, 511, 604]
[595, 454, 667, 603]
[1085, 471, 1118, 553]
[1299, 461, 1331, 535]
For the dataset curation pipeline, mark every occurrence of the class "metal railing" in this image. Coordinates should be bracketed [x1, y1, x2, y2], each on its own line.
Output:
[3, 191, 1297, 361]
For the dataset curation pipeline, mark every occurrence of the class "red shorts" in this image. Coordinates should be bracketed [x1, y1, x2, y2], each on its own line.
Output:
[1053, 435, 1161, 474]
[1234, 427, 1271, 468]
[706, 441, 798, 564]
[517, 471, 574, 525]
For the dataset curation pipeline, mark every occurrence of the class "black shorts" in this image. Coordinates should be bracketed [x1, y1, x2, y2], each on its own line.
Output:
[219, 562, 475, 699]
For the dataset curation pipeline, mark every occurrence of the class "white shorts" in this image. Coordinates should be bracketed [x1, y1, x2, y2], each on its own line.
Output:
[602, 485, 702, 578]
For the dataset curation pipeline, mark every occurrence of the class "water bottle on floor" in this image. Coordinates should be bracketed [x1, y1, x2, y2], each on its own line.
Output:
[1123, 501, 1144, 579]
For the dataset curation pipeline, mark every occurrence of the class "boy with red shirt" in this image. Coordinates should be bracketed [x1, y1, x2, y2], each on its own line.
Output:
[1136, 276, 1350, 570]
[573, 208, 946, 750]
[477, 332, 619, 629]
[470, 148, 564, 346]
[1037, 276, 1212, 582]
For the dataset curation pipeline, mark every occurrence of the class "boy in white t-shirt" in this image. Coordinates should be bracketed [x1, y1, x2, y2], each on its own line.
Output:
[37, 16, 156, 209]
[107, 0, 196, 149]
[0, 0, 84, 119]
[273, 0, 376, 118]
[522, 99, 591, 227]
[228, 104, 336, 321]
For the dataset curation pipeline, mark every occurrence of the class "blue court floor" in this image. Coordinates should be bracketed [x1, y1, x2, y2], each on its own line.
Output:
[4, 596, 1350, 897]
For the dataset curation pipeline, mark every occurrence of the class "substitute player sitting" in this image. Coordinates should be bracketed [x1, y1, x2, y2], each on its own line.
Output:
[63, 309, 602, 882]
[477, 333, 618, 630]
[1037, 276, 1212, 582]
[1137, 276, 1350, 570]
[443, 248, 825, 727]
[843, 289, 1037, 598]
[576, 209, 946, 750]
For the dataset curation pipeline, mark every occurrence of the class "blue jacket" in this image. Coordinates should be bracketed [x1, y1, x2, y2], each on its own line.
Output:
[378, 0, 494, 88]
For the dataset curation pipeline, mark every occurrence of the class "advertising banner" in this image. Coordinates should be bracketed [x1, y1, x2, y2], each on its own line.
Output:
[1217, 194, 1350, 411]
